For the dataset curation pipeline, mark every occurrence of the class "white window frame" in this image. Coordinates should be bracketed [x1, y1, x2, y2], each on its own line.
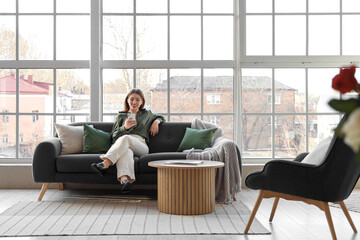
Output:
[238, 0, 355, 163]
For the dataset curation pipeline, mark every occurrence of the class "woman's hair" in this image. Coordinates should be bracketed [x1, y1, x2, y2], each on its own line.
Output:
[123, 88, 146, 112]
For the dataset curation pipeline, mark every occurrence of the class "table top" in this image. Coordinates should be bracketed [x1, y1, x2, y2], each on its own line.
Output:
[148, 160, 224, 169]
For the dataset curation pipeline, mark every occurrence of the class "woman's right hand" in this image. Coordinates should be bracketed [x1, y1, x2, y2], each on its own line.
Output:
[124, 118, 137, 130]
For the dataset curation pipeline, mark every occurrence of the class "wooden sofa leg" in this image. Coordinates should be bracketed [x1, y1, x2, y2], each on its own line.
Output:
[244, 190, 264, 234]
[269, 197, 280, 222]
[233, 193, 237, 201]
[38, 183, 50, 201]
[58, 183, 64, 190]
[338, 201, 357, 233]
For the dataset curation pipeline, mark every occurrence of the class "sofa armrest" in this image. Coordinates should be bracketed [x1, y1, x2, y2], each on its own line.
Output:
[32, 138, 62, 182]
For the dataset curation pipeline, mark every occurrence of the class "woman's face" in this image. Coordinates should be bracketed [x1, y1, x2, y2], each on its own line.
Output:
[127, 93, 143, 112]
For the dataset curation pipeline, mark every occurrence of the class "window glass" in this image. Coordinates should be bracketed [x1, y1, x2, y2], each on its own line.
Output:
[0, 0, 15, 13]
[170, 69, 201, 113]
[274, 115, 306, 158]
[309, 0, 339, 12]
[19, 0, 53, 13]
[103, 0, 133, 13]
[136, 17, 167, 60]
[275, 0, 306, 13]
[343, 0, 360, 12]
[309, 15, 340, 55]
[246, 16, 272, 55]
[242, 115, 272, 158]
[103, 16, 134, 60]
[136, 69, 167, 113]
[136, 0, 167, 13]
[203, 0, 233, 13]
[170, 0, 200, 13]
[308, 115, 340, 150]
[19, 69, 53, 113]
[343, 15, 360, 55]
[57, 16, 90, 60]
[56, 115, 89, 124]
[170, 16, 201, 60]
[246, 0, 272, 13]
[275, 16, 306, 55]
[19, 16, 53, 60]
[56, 69, 90, 114]
[0, 115, 15, 158]
[203, 69, 233, 113]
[56, 0, 90, 13]
[204, 114, 233, 140]
[0, 16, 15, 60]
[0, 70, 16, 113]
[274, 69, 305, 113]
[308, 68, 339, 113]
[18, 115, 52, 158]
[203, 16, 233, 60]
[242, 68, 272, 113]
[103, 69, 134, 113]
[170, 115, 201, 122]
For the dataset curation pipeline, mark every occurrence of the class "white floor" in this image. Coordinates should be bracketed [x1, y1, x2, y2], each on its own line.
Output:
[0, 188, 360, 240]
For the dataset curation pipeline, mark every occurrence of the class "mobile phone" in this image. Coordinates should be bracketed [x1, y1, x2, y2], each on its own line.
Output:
[128, 113, 136, 121]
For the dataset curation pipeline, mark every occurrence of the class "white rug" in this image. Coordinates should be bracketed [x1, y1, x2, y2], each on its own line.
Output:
[0, 199, 269, 237]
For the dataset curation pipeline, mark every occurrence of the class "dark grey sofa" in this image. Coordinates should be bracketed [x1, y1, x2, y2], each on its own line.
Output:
[33, 121, 242, 200]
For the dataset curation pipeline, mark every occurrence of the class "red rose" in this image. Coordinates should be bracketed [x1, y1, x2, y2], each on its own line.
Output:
[332, 65, 358, 94]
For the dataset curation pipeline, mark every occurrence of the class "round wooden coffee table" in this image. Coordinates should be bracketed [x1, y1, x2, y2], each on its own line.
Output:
[148, 160, 224, 215]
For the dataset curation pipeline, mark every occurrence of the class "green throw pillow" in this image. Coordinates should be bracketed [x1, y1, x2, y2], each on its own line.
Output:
[83, 124, 111, 153]
[177, 127, 218, 152]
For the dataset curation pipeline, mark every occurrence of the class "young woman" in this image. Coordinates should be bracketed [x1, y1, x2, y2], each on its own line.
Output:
[91, 88, 165, 193]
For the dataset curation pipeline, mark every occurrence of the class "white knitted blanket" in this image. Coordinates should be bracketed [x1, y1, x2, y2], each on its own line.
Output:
[185, 118, 242, 204]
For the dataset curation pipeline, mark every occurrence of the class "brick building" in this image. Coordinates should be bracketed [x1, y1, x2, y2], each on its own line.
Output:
[151, 75, 298, 151]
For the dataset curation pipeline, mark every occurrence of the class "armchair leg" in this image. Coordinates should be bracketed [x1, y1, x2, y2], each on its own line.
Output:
[38, 183, 50, 201]
[244, 190, 264, 234]
[269, 197, 280, 222]
[338, 201, 357, 233]
[323, 202, 337, 240]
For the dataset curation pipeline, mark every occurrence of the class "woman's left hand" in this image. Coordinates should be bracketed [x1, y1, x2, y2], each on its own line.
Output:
[150, 120, 160, 136]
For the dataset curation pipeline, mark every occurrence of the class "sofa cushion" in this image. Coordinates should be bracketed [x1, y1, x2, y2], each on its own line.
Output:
[55, 123, 84, 154]
[56, 154, 140, 174]
[139, 152, 187, 173]
[83, 124, 111, 153]
[177, 127, 217, 152]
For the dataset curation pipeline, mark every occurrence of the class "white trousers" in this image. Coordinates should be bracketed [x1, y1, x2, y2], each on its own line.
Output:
[100, 134, 148, 182]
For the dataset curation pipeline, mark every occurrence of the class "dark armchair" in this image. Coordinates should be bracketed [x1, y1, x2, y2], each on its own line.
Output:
[244, 116, 360, 240]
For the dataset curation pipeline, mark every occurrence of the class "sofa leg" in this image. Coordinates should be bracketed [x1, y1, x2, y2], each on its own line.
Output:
[58, 183, 64, 190]
[38, 183, 50, 201]
[233, 193, 237, 201]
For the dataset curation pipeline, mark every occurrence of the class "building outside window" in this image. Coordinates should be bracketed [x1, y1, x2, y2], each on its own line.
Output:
[2, 110, 9, 122]
[206, 93, 221, 105]
[2, 135, 8, 144]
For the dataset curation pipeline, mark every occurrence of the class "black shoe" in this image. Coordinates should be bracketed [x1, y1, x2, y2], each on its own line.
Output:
[91, 162, 106, 176]
[120, 179, 132, 193]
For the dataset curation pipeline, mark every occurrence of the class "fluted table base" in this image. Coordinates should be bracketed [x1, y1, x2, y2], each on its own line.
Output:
[157, 167, 215, 215]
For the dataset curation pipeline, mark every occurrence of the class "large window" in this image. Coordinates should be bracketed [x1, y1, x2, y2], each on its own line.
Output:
[101, 0, 235, 140]
[0, 1, 90, 160]
[241, 0, 360, 162]
[1, 0, 360, 164]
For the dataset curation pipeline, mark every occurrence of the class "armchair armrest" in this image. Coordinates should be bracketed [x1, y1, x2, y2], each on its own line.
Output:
[32, 138, 62, 182]
[246, 160, 326, 200]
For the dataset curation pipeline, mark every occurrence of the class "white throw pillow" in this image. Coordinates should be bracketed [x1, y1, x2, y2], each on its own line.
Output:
[54, 123, 83, 155]
[302, 136, 332, 165]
